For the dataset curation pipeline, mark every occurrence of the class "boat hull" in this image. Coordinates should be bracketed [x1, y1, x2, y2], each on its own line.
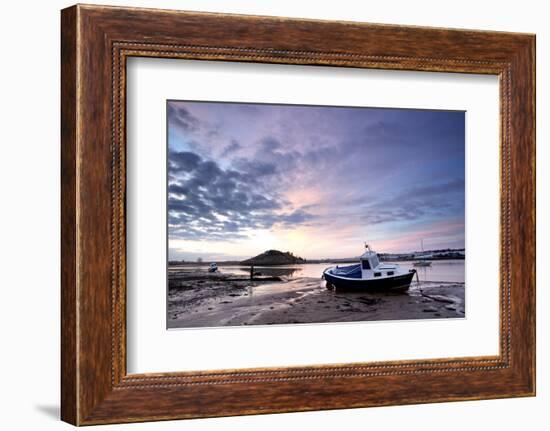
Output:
[323, 269, 415, 292]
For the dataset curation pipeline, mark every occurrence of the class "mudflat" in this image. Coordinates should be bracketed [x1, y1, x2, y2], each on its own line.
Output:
[167, 268, 465, 329]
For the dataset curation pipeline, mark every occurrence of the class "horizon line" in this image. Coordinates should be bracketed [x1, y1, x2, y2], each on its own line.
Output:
[168, 247, 466, 262]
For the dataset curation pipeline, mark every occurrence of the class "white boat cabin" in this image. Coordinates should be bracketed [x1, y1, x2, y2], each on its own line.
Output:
[360, 249, 399, 279]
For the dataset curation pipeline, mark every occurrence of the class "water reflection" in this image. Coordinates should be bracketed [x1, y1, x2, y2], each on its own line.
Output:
[236, 267, 301, 278]
[225, 260, 464, 283]
[173, 260, 465, 284]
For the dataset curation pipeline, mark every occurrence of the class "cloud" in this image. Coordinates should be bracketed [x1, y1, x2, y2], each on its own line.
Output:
[364, 120, 409, 143]
[406, 178, 464, 197]
[167, 104, 201, 132]
[361, 179, 464, 225]
[168, 150, 315, 241]
[221, 139, 242, 157]
[233, 158, 278, 178]
[169, 150, 201, 172]
[361, 114, 465, 160]
[233, 137, 293, 177]
[260, 136, 282, 152]
[279, 209, 315, 225]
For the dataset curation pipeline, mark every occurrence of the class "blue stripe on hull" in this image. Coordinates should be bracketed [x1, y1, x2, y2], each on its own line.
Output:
[324, 270, 415, 292]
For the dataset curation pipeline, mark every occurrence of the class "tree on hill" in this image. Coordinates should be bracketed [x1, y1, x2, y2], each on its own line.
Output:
[241, 250, 305, 266]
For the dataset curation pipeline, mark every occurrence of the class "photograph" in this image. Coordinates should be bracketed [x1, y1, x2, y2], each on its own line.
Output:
[166, 100, 466, 329]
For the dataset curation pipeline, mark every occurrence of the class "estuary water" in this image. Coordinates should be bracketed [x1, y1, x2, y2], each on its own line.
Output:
[204, 259, 465, 284]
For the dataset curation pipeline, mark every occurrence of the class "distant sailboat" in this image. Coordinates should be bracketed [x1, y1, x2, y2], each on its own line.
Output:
[413, 239, 432, 267]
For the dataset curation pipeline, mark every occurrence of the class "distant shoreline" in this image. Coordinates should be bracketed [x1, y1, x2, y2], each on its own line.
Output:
[169, 256, 465, 266]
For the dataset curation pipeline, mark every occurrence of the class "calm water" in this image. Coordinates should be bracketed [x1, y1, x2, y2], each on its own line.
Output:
[205, 259, 465, 284]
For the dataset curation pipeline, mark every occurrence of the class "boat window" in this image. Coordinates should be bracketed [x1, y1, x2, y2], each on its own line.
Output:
[374, 272, 381, 277]
[361, 259, 371, 270]
[387, 271, 394, 276]
[370, 255, 380, 268]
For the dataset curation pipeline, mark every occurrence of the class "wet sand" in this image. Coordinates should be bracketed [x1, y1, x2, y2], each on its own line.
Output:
[167, 269, 465, 329]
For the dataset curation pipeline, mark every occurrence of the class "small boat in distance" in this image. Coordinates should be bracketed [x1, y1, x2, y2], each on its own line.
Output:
[413, 239, 432, 267]
[208, 262, 218, 273]
[323, 244, 416, 292]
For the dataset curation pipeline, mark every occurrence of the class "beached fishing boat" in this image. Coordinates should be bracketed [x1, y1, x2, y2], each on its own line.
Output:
[323, 244, 416, 291]
[208, 262, 218, 273]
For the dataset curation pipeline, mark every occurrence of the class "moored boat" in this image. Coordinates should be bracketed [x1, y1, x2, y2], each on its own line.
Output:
[323, 244, 416, 292]
[413, 239, 432, 267]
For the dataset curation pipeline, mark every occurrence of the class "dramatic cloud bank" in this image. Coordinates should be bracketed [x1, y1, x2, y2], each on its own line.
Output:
[167, 101, 465, 261]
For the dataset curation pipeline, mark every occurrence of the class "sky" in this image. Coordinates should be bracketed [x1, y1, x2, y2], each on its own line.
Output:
[167, 100, 465, 262]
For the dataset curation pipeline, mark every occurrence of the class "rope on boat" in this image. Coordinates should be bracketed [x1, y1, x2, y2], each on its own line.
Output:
[413, 269, 423, 295]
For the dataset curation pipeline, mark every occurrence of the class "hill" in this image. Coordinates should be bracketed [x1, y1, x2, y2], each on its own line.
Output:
[241, 250, 306, 266]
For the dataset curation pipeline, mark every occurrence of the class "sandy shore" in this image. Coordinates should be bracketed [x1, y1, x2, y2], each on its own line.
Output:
[167, 269, 465, 329]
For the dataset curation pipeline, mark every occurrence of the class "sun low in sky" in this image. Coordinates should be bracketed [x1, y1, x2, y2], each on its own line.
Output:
[167, 100, 465, 262]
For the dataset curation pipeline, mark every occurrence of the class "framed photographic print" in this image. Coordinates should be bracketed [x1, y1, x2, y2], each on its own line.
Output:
[61, 4, 535, 425]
